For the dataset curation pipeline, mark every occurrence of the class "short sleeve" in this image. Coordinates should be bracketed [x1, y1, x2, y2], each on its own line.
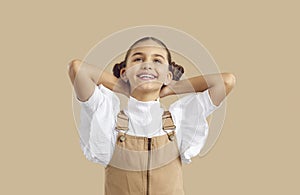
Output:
[169, 89, 224, 165]
[75, 84, 105, 116]
[198, 89, 223, 117]
[75, 84, 120, 167]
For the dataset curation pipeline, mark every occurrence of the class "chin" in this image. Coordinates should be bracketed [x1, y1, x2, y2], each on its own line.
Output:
[134, 82, 162, 92]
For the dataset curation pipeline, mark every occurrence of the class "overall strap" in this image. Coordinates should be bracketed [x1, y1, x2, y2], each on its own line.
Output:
[162, 110, 176, 141]
[115, 110, 176, 141]
[162, 111, 176, 130]
[115, 110, 129, 131]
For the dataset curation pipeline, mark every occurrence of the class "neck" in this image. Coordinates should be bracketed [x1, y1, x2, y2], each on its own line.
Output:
[130, 90, 160, 102]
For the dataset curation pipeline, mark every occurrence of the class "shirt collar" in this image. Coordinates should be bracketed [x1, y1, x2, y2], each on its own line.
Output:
[127, 95, 162, 115]
[124, 96, 164, 136]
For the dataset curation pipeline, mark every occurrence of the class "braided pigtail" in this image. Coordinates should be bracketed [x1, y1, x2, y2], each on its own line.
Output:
[112, 60, 126, 78]
[170, 61, 184, 81]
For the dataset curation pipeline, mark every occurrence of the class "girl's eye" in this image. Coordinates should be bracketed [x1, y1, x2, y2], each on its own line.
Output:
[133, 58, 142, 62]
[154, 59, 162, 64]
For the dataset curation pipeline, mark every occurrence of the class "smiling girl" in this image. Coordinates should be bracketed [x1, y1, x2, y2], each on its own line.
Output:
[68, 37, 236, 195]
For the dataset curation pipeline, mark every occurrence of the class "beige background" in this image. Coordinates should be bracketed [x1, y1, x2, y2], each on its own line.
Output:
[1, 0, 299, 194]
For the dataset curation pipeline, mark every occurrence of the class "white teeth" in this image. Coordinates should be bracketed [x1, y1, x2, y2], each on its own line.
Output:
[138, 74, 155, 79]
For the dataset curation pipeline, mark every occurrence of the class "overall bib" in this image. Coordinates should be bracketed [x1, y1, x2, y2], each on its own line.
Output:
[105, 110, 185, 195]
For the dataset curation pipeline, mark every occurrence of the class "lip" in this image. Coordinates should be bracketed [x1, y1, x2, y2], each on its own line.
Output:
[136, 72, 158, 80]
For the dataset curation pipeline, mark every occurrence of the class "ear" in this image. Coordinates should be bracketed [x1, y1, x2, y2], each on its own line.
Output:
[120, 68, 129, 82]
[164, 71, 173, 85]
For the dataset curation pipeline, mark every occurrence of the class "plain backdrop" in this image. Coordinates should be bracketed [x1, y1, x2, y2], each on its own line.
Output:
[1, 0, 299, 194]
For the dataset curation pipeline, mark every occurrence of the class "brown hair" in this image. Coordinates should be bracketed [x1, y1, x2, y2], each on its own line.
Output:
[112, 37, 184, 81]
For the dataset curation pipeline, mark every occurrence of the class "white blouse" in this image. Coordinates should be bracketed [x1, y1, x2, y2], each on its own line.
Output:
[76, 84, 223, 168]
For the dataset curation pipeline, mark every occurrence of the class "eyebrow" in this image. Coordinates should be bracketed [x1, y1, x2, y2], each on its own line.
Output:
[130, 52, 165, 60]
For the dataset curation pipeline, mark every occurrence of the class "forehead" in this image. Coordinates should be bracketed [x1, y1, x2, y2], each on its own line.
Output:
[129, 40, 167, 57]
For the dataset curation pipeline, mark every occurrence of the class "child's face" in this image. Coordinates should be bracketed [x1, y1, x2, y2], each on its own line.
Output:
[121, 40, 173, 96]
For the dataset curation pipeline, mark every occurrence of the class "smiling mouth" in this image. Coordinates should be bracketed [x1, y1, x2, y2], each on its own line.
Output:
[136, 74, 158, 80]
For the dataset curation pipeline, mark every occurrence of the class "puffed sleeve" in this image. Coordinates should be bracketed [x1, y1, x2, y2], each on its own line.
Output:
[199, 89, 223, 117]
[75, 84, 120, 167]
[169, 89, 223, 164]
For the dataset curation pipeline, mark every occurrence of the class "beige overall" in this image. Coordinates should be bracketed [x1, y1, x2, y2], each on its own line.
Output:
[105, 110, 185, 195]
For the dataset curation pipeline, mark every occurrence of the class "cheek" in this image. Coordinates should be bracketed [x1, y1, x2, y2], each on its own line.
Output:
[125, 66, 139, 80]
[126, 63, 140, 71]
[157, 66, 169, 77]
[126, 72, 135, 82]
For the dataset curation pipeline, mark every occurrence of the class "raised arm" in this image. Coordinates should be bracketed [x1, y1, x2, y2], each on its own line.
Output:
[67, 59, 130, 102]
[161, 73, 236, 106]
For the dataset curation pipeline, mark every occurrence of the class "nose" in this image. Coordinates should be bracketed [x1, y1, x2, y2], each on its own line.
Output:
[141, 62, 153, 70]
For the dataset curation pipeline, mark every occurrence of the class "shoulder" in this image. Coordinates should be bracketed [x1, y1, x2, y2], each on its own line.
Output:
[90, 83, 120, 104]
[76, 83, 120, 116]
[169, 89, 223, 117]
[169, 92, 202, 110]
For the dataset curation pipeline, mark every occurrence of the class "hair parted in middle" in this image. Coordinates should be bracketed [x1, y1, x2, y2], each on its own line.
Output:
[112, 37, 184, 81]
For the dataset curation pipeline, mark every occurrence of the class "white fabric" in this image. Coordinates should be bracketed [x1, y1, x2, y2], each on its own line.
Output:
[76, 84, 223, 167]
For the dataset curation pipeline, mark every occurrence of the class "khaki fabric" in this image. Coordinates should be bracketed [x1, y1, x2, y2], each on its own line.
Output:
[105, 111, 185, 195]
